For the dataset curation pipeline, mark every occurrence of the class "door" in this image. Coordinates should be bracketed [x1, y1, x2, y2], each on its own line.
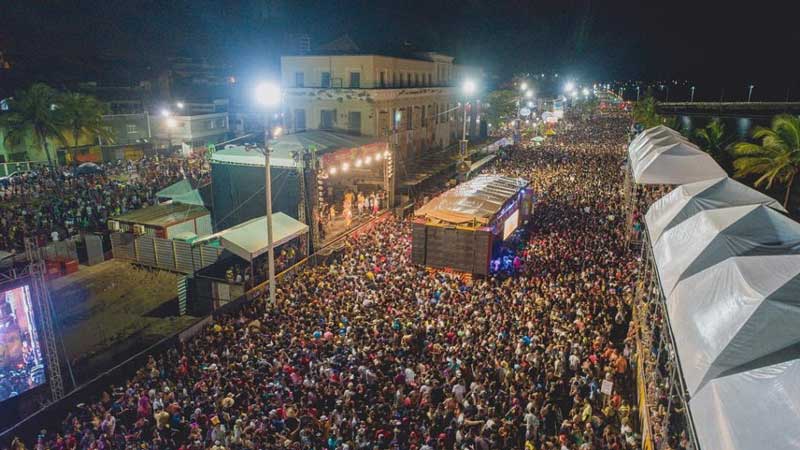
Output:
[348, 111, 362, 135]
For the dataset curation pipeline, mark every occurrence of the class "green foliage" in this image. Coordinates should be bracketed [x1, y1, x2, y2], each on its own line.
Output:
[59, 92, 114, 147]
[693, 119, 731, 165]
[631, 96, 662, 128]
[484, 90, 519, 127]
[0, 83, 65, 167]
[731, 114, 800, 208]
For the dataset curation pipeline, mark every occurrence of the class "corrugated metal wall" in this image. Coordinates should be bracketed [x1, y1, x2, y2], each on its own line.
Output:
[110, 232, 221, 274]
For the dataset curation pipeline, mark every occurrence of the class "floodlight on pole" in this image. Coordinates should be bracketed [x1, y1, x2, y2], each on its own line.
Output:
[463, 80, 477, 96]
[252, 80, 283, 305]
[520, 82, 528, 91]
[176, 102, 184, 110]
[564, 81, 575, 93]
[525, 90, 533, 98]
[255, 82, 282, 107]
[160, 109, 171, 117]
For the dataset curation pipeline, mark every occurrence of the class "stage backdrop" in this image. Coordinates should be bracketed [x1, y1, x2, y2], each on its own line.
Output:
[211, 163, 300, 231]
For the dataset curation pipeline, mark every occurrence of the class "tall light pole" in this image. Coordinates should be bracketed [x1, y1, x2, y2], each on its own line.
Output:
[636, 85, 640, 101]
[254, 81, 282, 305]
[748, 84, 755, 103]
[461, 80, 476, 159]
[690, 86, 696, 103]
[161, 109, 175, 151]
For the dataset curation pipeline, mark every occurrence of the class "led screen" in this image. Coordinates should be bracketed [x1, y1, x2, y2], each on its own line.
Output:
[502, 209, 520, 240]
[0, 285, 45, 401]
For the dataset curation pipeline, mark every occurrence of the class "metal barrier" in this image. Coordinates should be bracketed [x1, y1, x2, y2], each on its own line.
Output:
[110, 233, 222, 273]
[0, 161, 48, 177]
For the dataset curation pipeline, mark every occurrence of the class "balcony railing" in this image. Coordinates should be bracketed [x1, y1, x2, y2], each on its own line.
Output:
[287, 81, 456, 90]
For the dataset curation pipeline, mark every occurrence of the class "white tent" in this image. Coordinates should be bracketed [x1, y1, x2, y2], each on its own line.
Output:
[217, 213, 309, 261]
[628, 129, 687, 163]
[645, 177, 786, 243]
[690, 356, 800, 450]
[632, 141, 726, 185]
[652, 204, 800, 297]
[629, 125, 683, 150]
[667, 255, 800, 397]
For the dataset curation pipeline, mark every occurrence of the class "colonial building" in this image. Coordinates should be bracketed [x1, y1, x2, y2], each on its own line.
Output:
[280, 48, 474, 180]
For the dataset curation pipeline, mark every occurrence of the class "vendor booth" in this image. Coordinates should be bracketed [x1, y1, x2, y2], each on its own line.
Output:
[412, 175, 533, 276]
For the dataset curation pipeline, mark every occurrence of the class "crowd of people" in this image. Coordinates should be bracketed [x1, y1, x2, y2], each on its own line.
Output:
[7, 112, 644, 450]
[0, 155, 209, 252]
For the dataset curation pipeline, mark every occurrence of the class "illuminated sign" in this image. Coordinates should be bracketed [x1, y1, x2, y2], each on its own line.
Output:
[503, 209, 519, 240]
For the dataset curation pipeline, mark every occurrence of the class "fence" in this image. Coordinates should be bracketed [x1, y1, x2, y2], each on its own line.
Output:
[110, 233, 222, 273]
[0, 161, 49, 177]
[41, 239, 78, 262]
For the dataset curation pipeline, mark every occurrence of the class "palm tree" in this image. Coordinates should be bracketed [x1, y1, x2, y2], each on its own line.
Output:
[0, 83, 65, 167]
[731, 114, 800, 209]
[59, 92, 114, 148]
[694, 119, 731, 165]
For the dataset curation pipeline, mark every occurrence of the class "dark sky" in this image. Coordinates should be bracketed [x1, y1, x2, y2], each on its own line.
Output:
[4, 0, 800, 87]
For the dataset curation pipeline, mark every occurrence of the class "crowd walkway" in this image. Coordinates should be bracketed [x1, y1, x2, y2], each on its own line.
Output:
[6, 112, 640, 450]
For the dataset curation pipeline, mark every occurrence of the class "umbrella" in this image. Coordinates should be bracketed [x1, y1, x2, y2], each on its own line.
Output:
[74, 162, 104, 176]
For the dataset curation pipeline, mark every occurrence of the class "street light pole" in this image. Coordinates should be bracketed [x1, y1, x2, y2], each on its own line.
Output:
[748, 85, 754, 103]
[263, 128, 276, 305]
[690, 86, 695, 103]
[254, 81, 282, 305]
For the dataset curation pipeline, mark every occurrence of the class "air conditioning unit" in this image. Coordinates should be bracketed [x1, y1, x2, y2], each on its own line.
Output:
[132, 224, 146, 235]
[108, 220, 120, 231]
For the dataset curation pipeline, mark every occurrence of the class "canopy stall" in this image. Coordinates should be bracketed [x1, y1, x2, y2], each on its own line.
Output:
[645, 176, 786, 243]
[629, 125, 683, 150]
[668, 255, 800, 396]
[690, 356, 800, 450]
[652, 204, 800, 296]
[216, 213, 308, 262]
[636, 194, 800, 450]
[632, 142, 726, 185]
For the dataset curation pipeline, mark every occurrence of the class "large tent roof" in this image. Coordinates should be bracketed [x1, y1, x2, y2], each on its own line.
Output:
[112, 203, 209, 228]
[668, 255, 800, 397]
[645, 177, 786, 243]
[629, 125, 682, 150]
[628, 131, 686, 163]
[632, 141, 726, 185]
[211, 130, 385, 169]
[216, 213, 308, 261]
[415, 175, 529, 225]
[690, 357, 800, 450]
[652, 204, 800, 297]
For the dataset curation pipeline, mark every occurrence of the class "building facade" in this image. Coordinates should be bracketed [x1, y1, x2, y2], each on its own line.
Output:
[280, 52, 472, 177]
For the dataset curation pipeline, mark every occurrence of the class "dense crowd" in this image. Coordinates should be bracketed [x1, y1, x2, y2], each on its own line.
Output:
[0, 155, 209, 252]
[7, 113, 641, 450]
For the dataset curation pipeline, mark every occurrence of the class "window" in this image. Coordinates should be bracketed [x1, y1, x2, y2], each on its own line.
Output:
[126, 124, 137, 134]
[294, 109, 306, 131]
[347, 111, 361, 135]
[406, 107, 413, 130]
[392, 72, 397, 87]
[379, 71, 386, 88]
[349, 72, 360, 88]
[427, 73, 432, 86]
[207, 119, 216, 129]
[415, 73, 419, 86]
[393, 109, 402, 129]
[321, 72, 331, 88]
[295, 72, 305, 87]
[320, 109, 336, 129]
[406, 73, 411, 86]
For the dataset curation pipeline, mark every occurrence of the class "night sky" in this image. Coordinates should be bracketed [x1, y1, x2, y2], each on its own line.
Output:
[4, 0, 800, 90]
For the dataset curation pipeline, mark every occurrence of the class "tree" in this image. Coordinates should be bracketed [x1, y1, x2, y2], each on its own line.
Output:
[632, 95, 662, 128]
[58, 92, 114, 148]
[0, 83, 65, 167]
[731, 114, 800, 209]
[694, 119, 731, 165]
[484, 90, 519, 127]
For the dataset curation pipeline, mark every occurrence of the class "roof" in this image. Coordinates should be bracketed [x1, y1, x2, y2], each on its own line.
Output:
[645, 176, 786, 243]
[415, 175, 529, 225]
[156, 179, 193, 198]
[112, 203, 209, 228]
[211, 130, 384, 168]
[632, 140, 726, 185]
[217, 213, 308, 261]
